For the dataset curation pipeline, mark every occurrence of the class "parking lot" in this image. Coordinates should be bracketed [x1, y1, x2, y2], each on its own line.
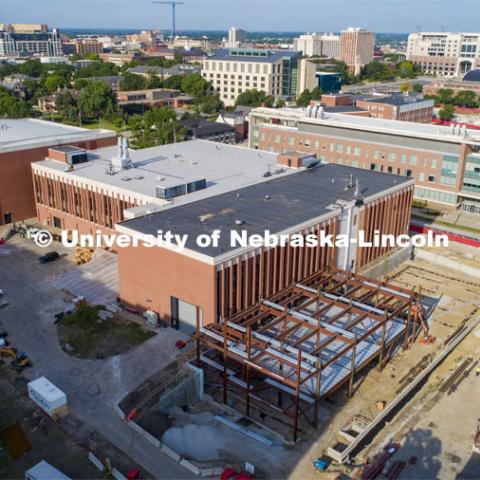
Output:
[0, 234, 193, 478]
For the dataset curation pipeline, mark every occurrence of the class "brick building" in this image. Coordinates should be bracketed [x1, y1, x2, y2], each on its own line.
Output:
[340, 28, 375, 74]
[31, 139, 289, 235]
[0, 119, 116, 226]
[115, 161, 413, 330]
[249, 107, 480, 211]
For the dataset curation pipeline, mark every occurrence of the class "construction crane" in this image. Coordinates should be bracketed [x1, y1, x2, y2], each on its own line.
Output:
[152, 1, 184, 39]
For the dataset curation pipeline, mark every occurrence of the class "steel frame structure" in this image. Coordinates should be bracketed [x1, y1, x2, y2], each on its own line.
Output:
[195, 267, 426, 442]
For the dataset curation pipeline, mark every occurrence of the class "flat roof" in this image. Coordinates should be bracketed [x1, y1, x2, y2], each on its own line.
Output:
[33, 139, 291, 206]
[207, 48, 300, 63]
[118, 163, 412, 258]
[358, 94, 433, 107]
[251, 107, 480, 144]
[0, 118, 115, 154]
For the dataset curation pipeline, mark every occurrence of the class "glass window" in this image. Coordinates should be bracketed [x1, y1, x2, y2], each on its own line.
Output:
[401, 154, 407, 164]
[288, 136, 294, 145]
[336, 144, 343, 153]
[388, 152, 396, 162]
[419, 172, 425, 182]
[274, 134, 280, 143]
[428, 175, 435, 183]
[410, 155, 417, 165]
[373, 150, 379, 159]
[354, 147, 361, 157]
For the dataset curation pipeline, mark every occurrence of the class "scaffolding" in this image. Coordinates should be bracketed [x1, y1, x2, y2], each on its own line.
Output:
[195, 267, 426, 442]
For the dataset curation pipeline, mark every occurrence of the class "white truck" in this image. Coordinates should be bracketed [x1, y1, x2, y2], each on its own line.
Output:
[25, 460, 71, 480]
[27, 377, 68, 419]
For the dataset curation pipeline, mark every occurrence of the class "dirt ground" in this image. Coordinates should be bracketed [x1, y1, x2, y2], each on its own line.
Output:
[0, 367, 100, 480]
[289, 242, 480, 480]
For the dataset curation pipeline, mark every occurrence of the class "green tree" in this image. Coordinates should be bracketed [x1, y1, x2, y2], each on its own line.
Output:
[17, 59, 44, 77]
[0, 87, 31, 117]
[55, 90, 78, 121]
[129, 107, 184, 148]
[296, 87, 322, 107]
[436, 89, 455, 105]
[162, 75, 183, 90]
[438, 104, 455, 121]
[360, 61, 395, 82]
[399, 82, 411, 94]
[235, 89, 274, 107]
[180, 73, 210, 97]
[413, 83, 423, 93]
[145, 73, 163, 89]
[76, 61, 119, 78]
[119, 72, 146, 91]
[397, 60, 416, 78]
[454, 90, 479, 108]
[77, 81, 117, 121]
[44, 75, 67, 93]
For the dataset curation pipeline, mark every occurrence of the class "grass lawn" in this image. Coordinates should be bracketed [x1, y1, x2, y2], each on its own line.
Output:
[58, 304, 155, 359]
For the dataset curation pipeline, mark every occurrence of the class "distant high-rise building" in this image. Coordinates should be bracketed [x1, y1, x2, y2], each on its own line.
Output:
[74, 39, 104, 56]
[0, 23, 62, 57]
[407, 32, 480, 77]
[340, 27, 375, 74]
[225, 27, 247, 48]
[294, 33, 340, 59]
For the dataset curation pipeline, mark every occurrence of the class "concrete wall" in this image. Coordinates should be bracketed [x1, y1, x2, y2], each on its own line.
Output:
[360, 245, 412, 279]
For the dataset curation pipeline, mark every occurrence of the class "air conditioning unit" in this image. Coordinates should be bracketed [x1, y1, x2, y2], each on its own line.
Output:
[143, 310, 159, 327]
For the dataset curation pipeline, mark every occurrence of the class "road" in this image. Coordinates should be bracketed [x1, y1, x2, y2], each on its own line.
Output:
[0, 236, 193, 479]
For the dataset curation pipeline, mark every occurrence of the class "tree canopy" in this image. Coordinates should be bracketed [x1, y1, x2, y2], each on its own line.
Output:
[235, 89, 274, 107]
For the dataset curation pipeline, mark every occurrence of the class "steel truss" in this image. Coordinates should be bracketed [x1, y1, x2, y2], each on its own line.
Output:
[196, 267, 426, 442]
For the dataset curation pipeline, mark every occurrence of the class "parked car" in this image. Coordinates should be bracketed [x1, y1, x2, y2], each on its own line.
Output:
[39, 251, 60, 264]
[0, 288, 4, 296]
[0, 299, 8, 308]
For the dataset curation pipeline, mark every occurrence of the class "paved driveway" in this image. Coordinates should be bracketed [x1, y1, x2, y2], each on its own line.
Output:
[0, 236, 193, 479]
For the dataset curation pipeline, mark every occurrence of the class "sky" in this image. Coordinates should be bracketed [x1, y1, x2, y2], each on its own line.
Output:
[0, 0, 479, 33]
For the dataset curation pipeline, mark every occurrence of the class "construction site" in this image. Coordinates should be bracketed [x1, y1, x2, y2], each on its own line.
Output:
[114, 240, 480, 480]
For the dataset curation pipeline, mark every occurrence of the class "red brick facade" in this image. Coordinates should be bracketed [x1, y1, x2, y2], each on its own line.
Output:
[0, 135, 116, 226]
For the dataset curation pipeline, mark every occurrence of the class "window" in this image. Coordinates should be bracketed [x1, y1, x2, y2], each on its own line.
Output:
[353, 147, 361, 157]
[53, 216, 62, 229]
[352, 160, 359, 168]
[387, 166, 393, 174]
[288, 136, 294, 145]
[373, 150, 379, 159]
[401, 154, 407, 164]
[431, 159, 437, 168]
[346, 146, 351, 155]
[409, 155, 417, 165]
[336, 144, 343, 153]
[274, 134, 280, 143]
[370, 163, 377, 171]
[388, 152, 396, 162]
[329, 143, 334, 152]
[405, 169, 412, 177]
[419, 172, 425, 182]
[428, 175, 435, 183]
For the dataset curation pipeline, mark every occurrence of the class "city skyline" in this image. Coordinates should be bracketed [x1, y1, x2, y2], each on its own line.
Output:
[0, 0, 479, 33]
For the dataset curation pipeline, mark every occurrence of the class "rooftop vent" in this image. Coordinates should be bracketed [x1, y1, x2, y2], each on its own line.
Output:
[121, 177, 132, 181]
[235, 219, 245, 226]
[199, 213, 215, 222]
[134, 175, 144, 180]
[111, 137, 132, 172]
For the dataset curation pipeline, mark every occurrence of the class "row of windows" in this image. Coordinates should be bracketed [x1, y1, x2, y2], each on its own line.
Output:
[204, 61, 280, 75]
[262, 133, 442, 169]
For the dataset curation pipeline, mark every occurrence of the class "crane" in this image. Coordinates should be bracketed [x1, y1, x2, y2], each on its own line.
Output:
[152, 1, 184, 39]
